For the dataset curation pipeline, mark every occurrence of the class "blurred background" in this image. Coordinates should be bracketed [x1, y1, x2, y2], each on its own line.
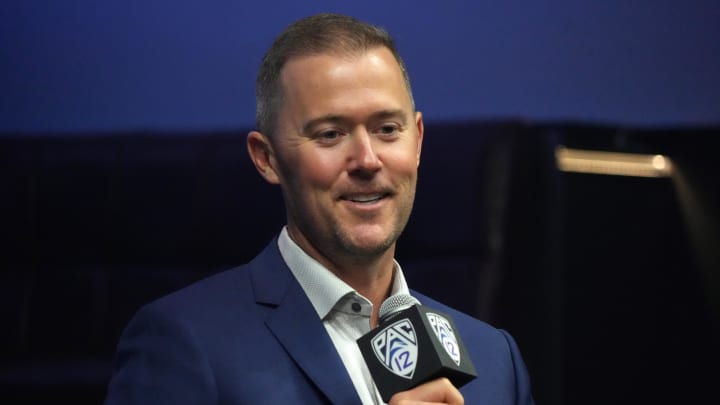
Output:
[2, 1, 718, 404]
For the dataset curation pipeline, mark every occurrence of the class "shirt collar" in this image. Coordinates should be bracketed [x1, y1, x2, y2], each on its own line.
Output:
[277, 227, 410, 320]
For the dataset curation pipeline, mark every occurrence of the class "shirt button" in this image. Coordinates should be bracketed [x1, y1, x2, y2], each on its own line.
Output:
[351, 302, 362, 313]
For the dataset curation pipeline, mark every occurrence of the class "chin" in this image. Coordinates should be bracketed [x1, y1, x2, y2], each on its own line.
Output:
[343, 243, 393, 258]
[338, 229, 398, 257]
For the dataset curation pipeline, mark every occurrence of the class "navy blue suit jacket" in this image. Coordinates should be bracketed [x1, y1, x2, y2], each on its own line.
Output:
[105, 241, 535, 404]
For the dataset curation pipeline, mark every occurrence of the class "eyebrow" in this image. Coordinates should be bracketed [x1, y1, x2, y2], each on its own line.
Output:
[301, 109, 409, 134]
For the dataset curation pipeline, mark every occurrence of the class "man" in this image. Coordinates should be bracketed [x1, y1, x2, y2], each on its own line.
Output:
[105, 13, 534, 404]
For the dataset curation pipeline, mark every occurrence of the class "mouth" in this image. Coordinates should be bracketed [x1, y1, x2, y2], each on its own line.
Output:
[341, 192, 391, 204]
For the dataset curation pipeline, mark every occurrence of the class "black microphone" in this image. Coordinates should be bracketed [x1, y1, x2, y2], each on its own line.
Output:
[357, 295, 477, 402]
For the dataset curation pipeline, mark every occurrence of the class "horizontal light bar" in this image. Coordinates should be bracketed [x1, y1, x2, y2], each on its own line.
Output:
[555, 146, 673, 178]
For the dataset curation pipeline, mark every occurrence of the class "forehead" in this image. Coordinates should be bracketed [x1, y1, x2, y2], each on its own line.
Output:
[277, 47, 412, 121]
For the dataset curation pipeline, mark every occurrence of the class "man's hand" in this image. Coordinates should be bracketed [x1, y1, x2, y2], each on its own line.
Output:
[388, 378, 464, 405]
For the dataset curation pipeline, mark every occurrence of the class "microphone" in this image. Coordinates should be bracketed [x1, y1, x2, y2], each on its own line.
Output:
[357, 294, 477, 402]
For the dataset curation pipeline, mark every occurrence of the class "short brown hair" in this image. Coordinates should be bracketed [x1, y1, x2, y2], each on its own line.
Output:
[255, 13, 414, 136]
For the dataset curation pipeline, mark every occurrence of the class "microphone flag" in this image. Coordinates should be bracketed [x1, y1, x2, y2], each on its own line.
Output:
[357, 304, 477, 402]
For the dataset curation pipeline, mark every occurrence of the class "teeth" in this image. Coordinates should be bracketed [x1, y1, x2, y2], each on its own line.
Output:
[349, 194, 383, 203]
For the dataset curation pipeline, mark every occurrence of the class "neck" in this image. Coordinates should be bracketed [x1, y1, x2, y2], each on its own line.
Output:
[324, 250, 396, 326]
[331, 256, 395, 327]
[287, 228, 397, 327]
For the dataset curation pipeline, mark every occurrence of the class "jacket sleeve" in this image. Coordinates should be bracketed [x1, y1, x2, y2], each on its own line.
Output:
[499, 329, 535, 405]
[104, 304, 218, 404]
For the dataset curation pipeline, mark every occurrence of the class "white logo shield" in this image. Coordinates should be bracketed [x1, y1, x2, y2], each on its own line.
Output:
[426, 313, 461, 365]
[371, 318, 418, 379]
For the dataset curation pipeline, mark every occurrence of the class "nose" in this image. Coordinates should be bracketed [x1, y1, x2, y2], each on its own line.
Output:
[348, 131, 381, 175]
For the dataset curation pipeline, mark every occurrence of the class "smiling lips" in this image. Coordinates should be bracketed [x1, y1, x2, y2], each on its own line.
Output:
[341, 192, 391, 204]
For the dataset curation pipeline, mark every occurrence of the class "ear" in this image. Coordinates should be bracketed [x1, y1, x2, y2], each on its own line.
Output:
[247, 131, 281, 184]
[414, 111, 424, 167]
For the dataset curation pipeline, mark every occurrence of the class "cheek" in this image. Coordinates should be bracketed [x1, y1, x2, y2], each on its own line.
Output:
[292, 151, 343, 191]
[382, 148, 420, 177]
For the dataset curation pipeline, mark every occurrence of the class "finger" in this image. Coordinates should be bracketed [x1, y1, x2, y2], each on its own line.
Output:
[388, 378, 464, 405]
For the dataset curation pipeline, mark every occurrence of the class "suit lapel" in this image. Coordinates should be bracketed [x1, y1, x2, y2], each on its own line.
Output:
[249, 241, 362, 405]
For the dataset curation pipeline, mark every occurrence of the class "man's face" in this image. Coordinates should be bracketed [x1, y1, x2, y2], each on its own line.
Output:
[266, 47, 423, 266]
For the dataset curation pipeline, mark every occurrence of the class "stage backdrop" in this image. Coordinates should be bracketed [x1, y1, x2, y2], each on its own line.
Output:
[2, 0, 719, 133]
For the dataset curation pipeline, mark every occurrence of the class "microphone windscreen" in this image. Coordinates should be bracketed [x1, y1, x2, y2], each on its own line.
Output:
[378, 294, 421, 324]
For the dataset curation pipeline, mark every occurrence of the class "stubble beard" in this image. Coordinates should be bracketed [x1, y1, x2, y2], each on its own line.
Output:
[331, 188, 416, 262]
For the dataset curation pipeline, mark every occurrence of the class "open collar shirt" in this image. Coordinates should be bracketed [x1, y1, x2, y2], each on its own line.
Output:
[277, 227, 412, 405]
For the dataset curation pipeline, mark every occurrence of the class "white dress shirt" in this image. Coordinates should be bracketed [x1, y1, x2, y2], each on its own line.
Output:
[277, 227, 412, 405]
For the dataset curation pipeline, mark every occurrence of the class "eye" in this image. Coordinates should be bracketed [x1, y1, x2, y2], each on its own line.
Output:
[314, 129, 345, 145]
[320, 130, 340, 139]
[376, 124, 400, 138]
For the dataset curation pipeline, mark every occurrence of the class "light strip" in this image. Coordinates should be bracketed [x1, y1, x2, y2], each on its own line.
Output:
[555, 146, 673, 178]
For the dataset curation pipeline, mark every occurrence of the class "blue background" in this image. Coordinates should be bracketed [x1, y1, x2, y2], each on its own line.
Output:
[2, 0, 719, 133]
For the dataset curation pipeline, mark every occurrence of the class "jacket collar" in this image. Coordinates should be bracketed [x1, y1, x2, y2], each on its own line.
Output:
[248, 240, 362, 405]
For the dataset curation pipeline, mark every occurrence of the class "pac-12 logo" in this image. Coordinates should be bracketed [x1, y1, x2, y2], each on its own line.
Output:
[426, 313, 461, 365]
[371, 318, 418, 379]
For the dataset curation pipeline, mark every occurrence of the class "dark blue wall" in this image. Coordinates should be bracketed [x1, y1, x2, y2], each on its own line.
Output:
[2, 0, 719, 133]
